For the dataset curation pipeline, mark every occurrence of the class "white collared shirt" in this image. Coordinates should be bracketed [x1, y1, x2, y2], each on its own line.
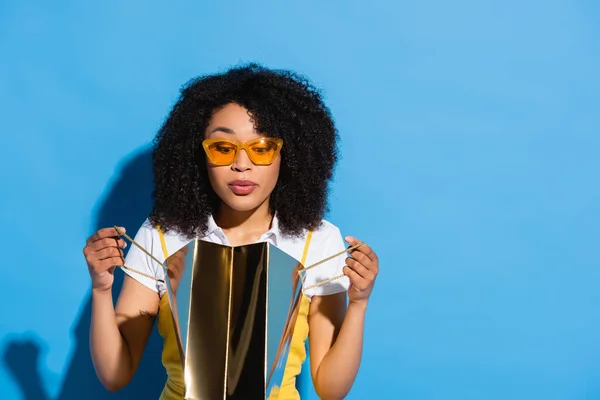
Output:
[122, 215, 350, 300]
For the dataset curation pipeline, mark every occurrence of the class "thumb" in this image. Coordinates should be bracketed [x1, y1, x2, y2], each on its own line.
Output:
[345, 236, 360, 246]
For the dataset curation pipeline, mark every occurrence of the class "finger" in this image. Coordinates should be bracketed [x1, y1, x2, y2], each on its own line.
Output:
[345, 236, 377, 263]
[83, 238, 120, 260]
[348, 251, 378, 275]
[167, 259, 185, 279]
[87, 247, 124, 263]
[100, 247, 125, 260]
[87, 227, 119, 244]
[346, 258, 375, 281]
[87, 237, 127, 253]
[95, 257, 125, 271]
[347, 249, 370, 266]
[87, 227, 126, 245]
[343, 265, 369, 289]
[167, 260, 183, 275]
[344, 235, 361, 248]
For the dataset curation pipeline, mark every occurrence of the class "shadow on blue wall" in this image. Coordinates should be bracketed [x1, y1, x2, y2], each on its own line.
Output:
[2, 146, 167, 399]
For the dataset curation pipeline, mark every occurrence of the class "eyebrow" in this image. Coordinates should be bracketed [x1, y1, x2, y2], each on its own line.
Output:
[209, 126, 235, 134]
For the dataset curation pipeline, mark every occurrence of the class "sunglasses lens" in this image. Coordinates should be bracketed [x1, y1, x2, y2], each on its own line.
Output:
[204, 138, 281, 165]
[247, 139, 280, 164]
[206, 141, 237, 165]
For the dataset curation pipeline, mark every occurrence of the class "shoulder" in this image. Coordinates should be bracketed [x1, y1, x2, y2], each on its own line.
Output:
[278, 219, 342, 251]
[135, 218, 155, 239]
[131, 218, 192, 259]
[308, 219, 345, 249]
[312, 219, 342, 236]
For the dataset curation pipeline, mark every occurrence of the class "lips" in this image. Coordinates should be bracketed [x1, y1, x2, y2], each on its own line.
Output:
[228, 180, 258, 195]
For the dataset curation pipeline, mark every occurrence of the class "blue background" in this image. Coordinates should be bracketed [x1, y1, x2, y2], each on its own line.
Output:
[1, 1, 599, 399]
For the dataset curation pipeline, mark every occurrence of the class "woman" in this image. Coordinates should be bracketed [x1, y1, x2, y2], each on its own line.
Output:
[83, 63, 379, 400]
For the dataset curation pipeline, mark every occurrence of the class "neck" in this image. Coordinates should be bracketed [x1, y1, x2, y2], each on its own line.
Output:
[215, 200, 273, 236]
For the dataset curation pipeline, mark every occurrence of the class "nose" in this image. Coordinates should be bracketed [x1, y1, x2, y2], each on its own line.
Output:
[231, 148, 252, 172]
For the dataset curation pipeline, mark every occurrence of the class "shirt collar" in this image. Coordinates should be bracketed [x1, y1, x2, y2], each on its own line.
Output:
[205, 213, 282, 245]
[265, 213, 281, 245]
[206, 214, 221, 236]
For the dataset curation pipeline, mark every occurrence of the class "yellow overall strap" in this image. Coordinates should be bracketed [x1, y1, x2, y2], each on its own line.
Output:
[157, 225, 169, 259]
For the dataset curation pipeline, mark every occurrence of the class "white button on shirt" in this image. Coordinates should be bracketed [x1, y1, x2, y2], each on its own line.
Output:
[123, 215, 350, 300]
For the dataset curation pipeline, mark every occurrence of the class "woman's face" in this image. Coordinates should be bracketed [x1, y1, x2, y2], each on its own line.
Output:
[204, 103, 281, 213]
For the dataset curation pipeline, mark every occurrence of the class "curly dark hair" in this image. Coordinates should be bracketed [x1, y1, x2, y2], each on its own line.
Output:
[148, 63, 339, 239]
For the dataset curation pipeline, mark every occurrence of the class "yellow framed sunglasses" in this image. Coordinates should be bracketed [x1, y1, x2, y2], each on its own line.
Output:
[202, 137, 284, 166]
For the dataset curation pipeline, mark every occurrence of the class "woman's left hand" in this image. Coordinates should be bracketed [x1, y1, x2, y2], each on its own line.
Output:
[343, 236, 379, 307]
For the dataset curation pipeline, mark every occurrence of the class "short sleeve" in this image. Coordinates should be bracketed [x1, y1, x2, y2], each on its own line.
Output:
[122, 219, 167, 293]
[302, 224, 350, 299]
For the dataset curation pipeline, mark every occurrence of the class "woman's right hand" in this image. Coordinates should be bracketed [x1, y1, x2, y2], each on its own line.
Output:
[83, 227, 128, 292]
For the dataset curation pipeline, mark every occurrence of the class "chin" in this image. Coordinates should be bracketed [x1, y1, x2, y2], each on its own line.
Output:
[222, 194, 269, 212]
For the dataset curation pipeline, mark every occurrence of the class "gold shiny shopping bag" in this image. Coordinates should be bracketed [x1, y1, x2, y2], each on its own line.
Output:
[164, 240, 304, 400]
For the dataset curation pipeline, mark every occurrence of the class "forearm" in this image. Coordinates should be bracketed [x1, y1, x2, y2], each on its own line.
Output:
[89, 289, 134, 391]
[314, 301, 366, 400]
